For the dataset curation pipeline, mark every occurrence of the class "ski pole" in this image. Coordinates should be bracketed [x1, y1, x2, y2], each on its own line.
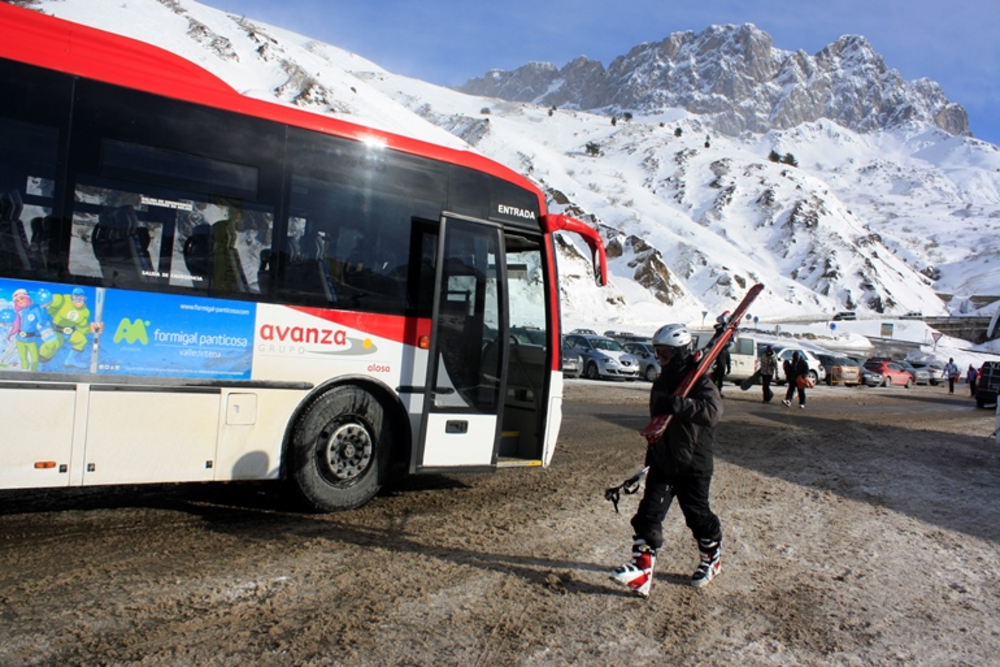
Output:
[604, 466, 649, 514]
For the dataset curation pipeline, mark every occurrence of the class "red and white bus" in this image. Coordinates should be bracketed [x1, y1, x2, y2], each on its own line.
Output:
[0, 4, 606, 510]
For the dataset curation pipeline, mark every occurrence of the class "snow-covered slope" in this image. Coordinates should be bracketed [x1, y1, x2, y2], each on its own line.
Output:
[23, 0, 1000, 335]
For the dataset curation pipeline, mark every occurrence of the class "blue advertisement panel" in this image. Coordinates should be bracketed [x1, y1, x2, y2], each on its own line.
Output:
[98, 290, 255, 379]
[0, 279, 102, 373]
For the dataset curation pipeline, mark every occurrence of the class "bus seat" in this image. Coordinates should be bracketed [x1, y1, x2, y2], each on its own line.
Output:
[257, 247, 271, 293]
[92, 205, 154, 287]
[0, 188, 36, 276]
[29, 215, 59, 278]
[183, 220, 250, 296]
[282, 230, 337, 303]
[211, 219, 249, 295]
[182, 223, 212, 287]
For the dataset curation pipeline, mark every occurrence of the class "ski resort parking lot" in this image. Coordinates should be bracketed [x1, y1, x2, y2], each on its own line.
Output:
[2, 381, 999, 666]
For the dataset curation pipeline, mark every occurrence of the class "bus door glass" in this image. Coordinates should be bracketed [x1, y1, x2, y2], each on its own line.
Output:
[417, 216, 504, 470]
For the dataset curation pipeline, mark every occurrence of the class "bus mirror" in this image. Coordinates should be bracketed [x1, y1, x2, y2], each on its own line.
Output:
[540, 214, 607, 287]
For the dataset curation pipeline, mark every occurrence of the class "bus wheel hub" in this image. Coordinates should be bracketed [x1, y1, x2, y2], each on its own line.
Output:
[325, 423, 373, 480]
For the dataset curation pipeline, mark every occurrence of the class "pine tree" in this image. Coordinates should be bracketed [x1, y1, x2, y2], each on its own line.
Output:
[768, 150, 781, 163]
[781, 153, 799, 167]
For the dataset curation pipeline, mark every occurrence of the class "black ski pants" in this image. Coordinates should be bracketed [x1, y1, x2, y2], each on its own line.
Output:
[785, 382, 806, 405]
[761, 373, 774, 402]
[631, 464, 721, 550]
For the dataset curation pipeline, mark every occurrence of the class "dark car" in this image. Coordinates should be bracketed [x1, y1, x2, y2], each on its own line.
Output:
[859, 365, 883, 387]
[622, 341, 660, 382]
[975, 361, 1000, 409]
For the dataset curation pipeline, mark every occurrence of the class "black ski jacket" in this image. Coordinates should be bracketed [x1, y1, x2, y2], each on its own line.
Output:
[647, 364, 723, 476]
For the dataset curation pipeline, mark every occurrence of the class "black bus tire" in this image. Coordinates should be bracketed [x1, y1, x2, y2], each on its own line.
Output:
[289, 385, 393, 512]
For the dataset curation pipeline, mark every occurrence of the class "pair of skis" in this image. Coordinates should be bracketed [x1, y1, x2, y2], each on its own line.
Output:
[604, 283, 764, 512]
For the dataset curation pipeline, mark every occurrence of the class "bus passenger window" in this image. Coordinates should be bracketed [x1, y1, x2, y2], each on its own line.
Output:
[181, 218, 251, 297]
[90, 204, 156, 289]
[0, 118, 62, 282]
[68, 182, 271, 297]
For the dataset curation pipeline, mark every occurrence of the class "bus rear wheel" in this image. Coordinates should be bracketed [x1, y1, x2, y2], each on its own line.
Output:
[290, 385, 392, 512]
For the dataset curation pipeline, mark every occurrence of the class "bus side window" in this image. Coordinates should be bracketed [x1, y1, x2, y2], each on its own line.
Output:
[0, 188, 62, 282]
[91, 204, 156, 289]
[0, 188, 32, 277]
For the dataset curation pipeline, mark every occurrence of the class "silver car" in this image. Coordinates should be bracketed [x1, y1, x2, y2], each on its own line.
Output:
[563, 334, 640, 381]
[622, 341, 660, 382]
[909, 361, 944, 386]
[560, 345, 583, 378]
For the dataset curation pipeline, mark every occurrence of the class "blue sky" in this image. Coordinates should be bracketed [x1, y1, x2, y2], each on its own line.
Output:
[200, 0, 1000, 145]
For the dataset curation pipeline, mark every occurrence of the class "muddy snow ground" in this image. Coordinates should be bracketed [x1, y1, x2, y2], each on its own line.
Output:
[1, 380, 998, 666]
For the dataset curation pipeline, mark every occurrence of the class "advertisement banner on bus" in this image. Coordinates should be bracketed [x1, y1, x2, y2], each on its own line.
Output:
[98, 290, 255, 379]
[0, 279, 101, 373]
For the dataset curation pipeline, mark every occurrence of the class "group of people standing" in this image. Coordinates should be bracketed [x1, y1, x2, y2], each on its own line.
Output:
[944, 357, 981, 397]
[756, 345, 810, 408]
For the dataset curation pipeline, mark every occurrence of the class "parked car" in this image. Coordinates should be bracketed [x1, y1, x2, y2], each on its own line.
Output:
[859, 364, 884, 387]
[510, 326, 546, 346]
[909, 361, 944, 386]
[689, 330, 760, 384]
[816, 354, 862, 386]
[975, 361, 1000, 409]
[562, 334, 640, 381]
[561, 345, 583, 378]
[605, 330, 651, 345]
[622, 341, 659, 382]
[897, 361, 930, 386]
[569, 328, 597, 336]
[833, 311, 857, 321]
[771, 346, 826, 385]
[863, 359, 914, 387]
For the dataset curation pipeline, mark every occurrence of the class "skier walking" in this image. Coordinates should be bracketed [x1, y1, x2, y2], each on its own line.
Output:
[610, 323, 724, 597]
[711, 344, 731, 396]
[759, 345, 777, 403]
[782, 351, 809, 408]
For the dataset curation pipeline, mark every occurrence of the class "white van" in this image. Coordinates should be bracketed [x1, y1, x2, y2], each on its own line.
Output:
[771, 346, 827, 384]
[690, 330, 759, 384]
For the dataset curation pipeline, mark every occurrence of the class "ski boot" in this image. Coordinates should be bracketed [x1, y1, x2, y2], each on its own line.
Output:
[610, 538, 657, 598]
[691, 538, 721, 588]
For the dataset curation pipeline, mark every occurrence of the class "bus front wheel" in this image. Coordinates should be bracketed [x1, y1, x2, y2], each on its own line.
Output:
[290, 385, 392, 512]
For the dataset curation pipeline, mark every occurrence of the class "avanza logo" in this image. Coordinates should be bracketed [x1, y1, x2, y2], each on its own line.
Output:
[259, 323, 348, 346]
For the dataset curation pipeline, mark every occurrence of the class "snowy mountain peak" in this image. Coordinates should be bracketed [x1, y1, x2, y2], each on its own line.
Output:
[458, 23, 969, 139]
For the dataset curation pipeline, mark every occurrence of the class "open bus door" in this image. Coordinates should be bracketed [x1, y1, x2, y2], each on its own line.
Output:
[415, 216, 506, 471]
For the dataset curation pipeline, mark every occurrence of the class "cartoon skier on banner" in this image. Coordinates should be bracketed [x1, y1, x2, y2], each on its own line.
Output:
[8, 288, 52, 371]
[39, 287, 103, 369]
